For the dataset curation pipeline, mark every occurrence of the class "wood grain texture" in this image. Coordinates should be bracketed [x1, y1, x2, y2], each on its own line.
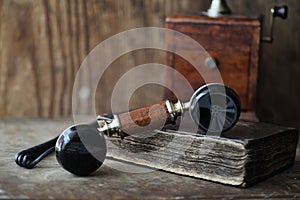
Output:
[118, 101, 172, 136]
[1, 119, 300, 199]
[0, 0, 201, 118]
[0, 0, 86, 118]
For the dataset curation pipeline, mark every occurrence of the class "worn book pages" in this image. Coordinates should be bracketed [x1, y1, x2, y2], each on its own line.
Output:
[106, 121, 298, 187]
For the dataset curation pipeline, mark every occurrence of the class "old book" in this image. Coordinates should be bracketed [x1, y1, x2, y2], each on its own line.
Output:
[106, 121, 299, 187]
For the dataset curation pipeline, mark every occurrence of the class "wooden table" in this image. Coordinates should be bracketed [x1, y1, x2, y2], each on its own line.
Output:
[0, 119, 299, 199]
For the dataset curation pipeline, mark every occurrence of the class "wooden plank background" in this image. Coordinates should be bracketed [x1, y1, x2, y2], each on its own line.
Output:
[0, 0, 299, 129]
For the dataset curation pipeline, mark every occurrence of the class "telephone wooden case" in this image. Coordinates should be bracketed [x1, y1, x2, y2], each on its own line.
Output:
[165, 14, 261, 121]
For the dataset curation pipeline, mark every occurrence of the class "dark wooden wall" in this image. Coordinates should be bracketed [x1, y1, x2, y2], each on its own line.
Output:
[0, 0, 299, 129]
[0, 0, 203, 118]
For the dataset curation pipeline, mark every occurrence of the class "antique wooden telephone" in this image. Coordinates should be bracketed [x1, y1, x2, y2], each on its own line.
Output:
[165, 0, 288, 121]
[16, 83, 240, 175]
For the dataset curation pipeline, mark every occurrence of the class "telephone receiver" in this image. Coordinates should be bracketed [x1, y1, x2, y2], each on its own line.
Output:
[15, 83, 241, 176]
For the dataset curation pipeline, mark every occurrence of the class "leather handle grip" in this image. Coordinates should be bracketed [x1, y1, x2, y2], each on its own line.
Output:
[117, 101, 172, 137]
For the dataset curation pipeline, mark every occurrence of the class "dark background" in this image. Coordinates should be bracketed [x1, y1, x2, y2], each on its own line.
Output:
[0, 0, 299, 129]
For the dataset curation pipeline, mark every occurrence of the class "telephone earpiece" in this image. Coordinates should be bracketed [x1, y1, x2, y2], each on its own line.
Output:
[16, 83, 241, 176]
[190, 84, 240, 132]
[56, 123, 106, 176]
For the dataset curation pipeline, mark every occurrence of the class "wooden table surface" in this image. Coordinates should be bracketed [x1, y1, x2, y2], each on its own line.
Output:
[0, 119, 299, 199]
